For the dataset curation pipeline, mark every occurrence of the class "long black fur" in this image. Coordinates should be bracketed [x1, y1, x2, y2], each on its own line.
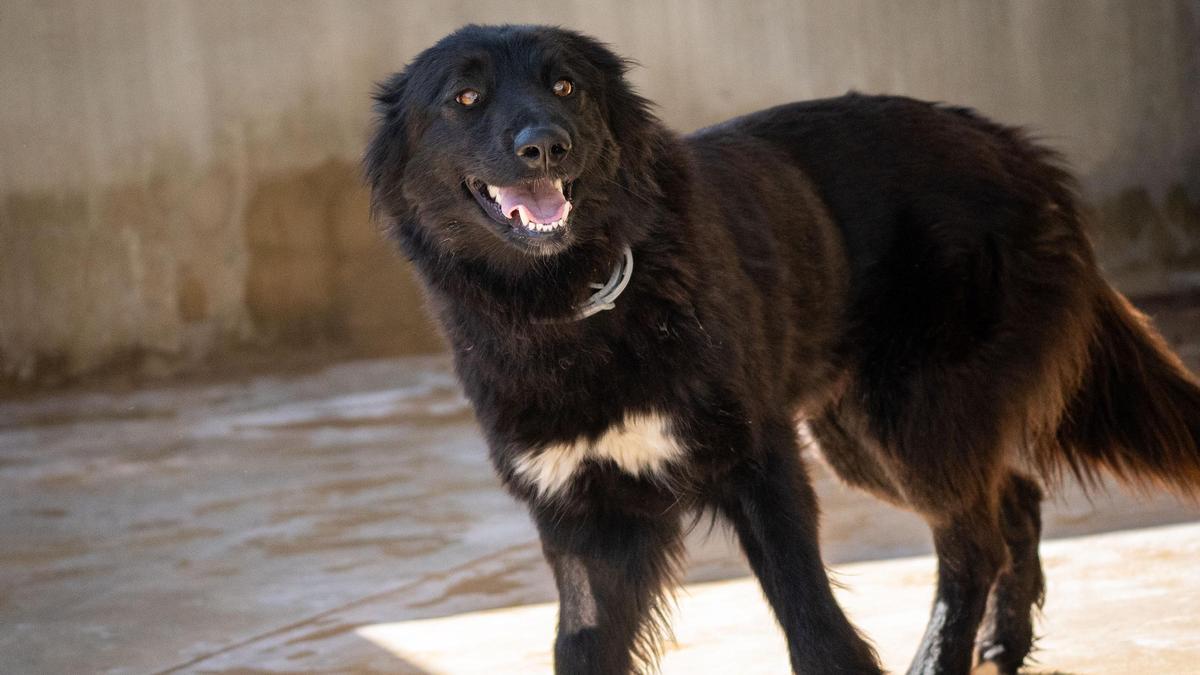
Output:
[366, 25, 1200, 675]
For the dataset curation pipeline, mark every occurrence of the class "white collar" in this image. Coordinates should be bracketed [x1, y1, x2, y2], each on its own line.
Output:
[569, 245, 634, 321]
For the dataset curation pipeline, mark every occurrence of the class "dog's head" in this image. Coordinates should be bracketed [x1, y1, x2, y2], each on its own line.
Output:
[366, 25, 659, 260]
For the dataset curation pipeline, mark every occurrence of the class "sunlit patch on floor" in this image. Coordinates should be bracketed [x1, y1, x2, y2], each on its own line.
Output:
[353, 524, 1200, 674]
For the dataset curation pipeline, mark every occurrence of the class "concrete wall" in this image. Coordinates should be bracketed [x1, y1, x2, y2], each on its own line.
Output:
[2, 1, 1198, 384]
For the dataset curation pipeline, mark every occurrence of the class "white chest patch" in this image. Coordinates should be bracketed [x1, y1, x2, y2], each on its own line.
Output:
[513, 413, 685, 498]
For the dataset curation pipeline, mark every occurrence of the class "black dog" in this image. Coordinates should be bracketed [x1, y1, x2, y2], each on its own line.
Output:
[366, 25, 1200, 675]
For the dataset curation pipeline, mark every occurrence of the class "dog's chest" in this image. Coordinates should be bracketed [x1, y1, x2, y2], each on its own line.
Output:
[513, 413, 685, 497]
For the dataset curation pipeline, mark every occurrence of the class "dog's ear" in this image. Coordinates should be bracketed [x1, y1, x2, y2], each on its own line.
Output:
[564, 31, 663, 187]
[569, 34, 657, 142]
[364, 71, 413, 227]
[601, 63, 656, 147]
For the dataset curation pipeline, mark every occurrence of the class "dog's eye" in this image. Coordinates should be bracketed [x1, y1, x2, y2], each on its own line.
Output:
[552, 79, 574, 97]
[455, 89, 481, 106]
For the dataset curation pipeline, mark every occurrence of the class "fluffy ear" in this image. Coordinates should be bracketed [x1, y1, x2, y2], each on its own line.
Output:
[563, 31, 664, 188]
[567, 33, 657, 139]
[363, 71, 413, 225]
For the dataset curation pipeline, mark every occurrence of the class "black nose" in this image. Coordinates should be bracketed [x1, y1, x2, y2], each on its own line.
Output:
[514, 125, 571, 169]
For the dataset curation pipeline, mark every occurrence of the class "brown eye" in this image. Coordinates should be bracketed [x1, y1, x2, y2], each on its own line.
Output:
[553, 79, 574, 97]
[456, 89, 480, 106]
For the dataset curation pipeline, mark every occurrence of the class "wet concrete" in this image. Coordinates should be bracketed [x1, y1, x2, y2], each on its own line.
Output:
[1, 306, 1199, 673]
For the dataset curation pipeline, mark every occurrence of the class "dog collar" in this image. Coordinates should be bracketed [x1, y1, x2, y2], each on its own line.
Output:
[571, 245, 634, 321]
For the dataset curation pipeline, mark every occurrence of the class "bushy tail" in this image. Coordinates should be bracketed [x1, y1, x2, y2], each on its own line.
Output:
[1047, 286, 1200, 497]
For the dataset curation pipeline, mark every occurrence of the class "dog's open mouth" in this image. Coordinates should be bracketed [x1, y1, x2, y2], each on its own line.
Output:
[466, 177, 575, 236]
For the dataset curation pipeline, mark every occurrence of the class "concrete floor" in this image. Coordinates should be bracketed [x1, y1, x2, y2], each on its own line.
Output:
[2, 306, 1199, 674]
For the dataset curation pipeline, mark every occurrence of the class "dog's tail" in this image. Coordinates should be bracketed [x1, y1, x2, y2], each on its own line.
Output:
[1043, 285, 1200, 496]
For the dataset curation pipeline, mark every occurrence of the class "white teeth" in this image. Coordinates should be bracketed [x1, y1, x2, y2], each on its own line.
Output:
[486, 184, 499, 200]
[525, 218, 566, 233]
[553, 178, 563, 192]
[515, 205, 530, 227]
[526, 219, 564, 232]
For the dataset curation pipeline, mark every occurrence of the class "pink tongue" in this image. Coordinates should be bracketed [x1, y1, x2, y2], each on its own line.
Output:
[495, 179, 569, 224]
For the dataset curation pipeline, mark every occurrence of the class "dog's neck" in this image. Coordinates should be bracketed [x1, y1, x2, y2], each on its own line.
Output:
[537, 245, 634, 323]
[399, 221, 637, 328]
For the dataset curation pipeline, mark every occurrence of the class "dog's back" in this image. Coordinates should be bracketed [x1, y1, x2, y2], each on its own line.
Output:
[702, 93, 1200, 500]
[695, 93, 1200, 672]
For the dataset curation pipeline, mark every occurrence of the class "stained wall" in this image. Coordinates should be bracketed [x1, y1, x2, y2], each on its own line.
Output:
[2, 1, 1197, 383]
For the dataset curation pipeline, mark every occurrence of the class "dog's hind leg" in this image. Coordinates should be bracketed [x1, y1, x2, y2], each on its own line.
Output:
[907, 493, 1009, 675]
[974, 472, 1045, 674]
[813, 409, 1040, 674]
[533, 505, 684, 675]
[715, 419, 883, 674]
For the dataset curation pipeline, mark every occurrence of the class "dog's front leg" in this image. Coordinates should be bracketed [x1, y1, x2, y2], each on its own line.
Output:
[533, 505, 684, 675]
[715, 423, 882, 674]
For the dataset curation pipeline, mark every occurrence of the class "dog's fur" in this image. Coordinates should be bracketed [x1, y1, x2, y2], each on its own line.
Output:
[366, 25, 1200, 675]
